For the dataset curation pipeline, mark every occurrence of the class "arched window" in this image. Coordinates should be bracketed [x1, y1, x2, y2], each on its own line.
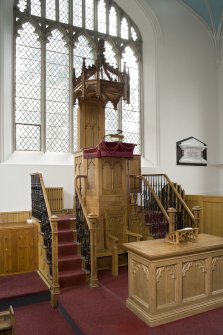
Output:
[14, 0, 142, 154]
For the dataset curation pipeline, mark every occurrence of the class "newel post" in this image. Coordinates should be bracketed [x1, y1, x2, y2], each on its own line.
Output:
[192, 206, 202, 229]
[167, 208, 177, 234]
[88, 213, 99, 288]
[50, 215, 60, 307]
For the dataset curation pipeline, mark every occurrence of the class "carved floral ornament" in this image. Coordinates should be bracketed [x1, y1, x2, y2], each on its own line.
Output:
[131, 260, 149, 281]
[156, 265, 176, 283]
[212, 256, 223, 270]
[182, 260, 207, 277]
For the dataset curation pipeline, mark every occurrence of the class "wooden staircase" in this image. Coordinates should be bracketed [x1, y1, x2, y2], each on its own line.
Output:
[57, 217, 87, 289]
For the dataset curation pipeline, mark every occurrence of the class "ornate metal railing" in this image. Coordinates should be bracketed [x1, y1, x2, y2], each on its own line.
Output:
[75, 175, 98, 288]
[129, 174, 197, 238]
[31, 173, 52, 271]
[130, 175, 169, 238]
[30, 173, 60, 306]
[142, 174, 195, 229]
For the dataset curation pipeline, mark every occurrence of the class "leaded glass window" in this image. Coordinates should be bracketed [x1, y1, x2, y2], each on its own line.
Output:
[109, 6, 117, 36]
[59, 0, 69, 24]
[73, 0, 82, 27]
[31, 0, 41, 16]
[85, 0, 94, 30]
[73, 35, 94, 149]
[15, 22, 41, 151]
[122, 47, 140, 153]
[46, 29, 69, 152]
[14, 0, 142, 154]
[98, 0, 106, 34]
[46, 0, 56, 21]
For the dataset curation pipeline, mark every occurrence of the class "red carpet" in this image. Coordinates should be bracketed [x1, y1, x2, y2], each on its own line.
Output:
[2, 268, 223, 334]
[58, 219, 87, 288]
[59, 266, 223, 335]
[0, 272, 48, 300]
[15, 301, 75, 335]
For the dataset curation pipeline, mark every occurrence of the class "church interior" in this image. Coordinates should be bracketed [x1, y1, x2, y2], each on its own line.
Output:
[1, 0, 223, 334]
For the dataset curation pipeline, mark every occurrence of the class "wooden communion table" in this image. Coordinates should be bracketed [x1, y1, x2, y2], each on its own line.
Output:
[124, 233, 223, 327]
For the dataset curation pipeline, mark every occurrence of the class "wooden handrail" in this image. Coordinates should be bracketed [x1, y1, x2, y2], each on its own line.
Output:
[75, 175, 90, 229]
[162, 174, 195, 223]
[142, 173, 195, 224]
[131, 174, 170, 224]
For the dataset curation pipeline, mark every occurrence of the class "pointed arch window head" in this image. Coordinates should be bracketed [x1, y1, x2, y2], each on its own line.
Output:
[14, 0, 142, 154]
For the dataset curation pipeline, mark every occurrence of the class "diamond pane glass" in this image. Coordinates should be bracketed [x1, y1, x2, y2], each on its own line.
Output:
[73, 104, 78, 151]
[46, 29, 69, 152]
[73, 0, 82, 27]
[31, 0, 41, 16]
[109, 6, 117, 36]
[98, 0, 106, 33]
[15, 0, 142, 154]
[121, 17, 129, 39]
[15, 22, 41, 151]
[46, 0, 55, 20]
[73, 35, 94, 77]
[16, 124, 41, 151]
[85, 0, 94, 30]
[105, 101, 119, 136]
[59, 0, 69, 24]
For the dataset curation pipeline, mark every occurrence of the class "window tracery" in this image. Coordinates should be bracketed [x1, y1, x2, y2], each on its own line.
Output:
[14, 0, 142, 153]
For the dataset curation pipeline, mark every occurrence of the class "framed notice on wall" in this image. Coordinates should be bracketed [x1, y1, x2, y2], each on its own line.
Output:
[176, 137, 207, 166]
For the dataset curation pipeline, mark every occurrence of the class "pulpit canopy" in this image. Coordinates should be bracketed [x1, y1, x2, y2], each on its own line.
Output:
[73, 39, 130, 109]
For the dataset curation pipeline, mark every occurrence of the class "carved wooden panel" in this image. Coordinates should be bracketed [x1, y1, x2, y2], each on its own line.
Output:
[102, 161, 113, 193]
[156, 265, 177, 309]
[131, 259, 150, 310]
[87, 160, 96, 191]
[125, 234, 223, 327]
[78, 99, 105, 149]
[212, 255, 223, 293]
[182, 259, 207, 301]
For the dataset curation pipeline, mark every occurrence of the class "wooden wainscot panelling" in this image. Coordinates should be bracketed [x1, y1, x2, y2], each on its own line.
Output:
[186, 195, 223, 237]
[0, 222, 38, 275]
[0, 211, 31, 224]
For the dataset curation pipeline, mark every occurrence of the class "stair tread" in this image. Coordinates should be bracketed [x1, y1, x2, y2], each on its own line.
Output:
[59, 269, 86, 278]
[58, 229, 75, 233]
[58, 241, 78, 246]
[58, 254, 81, 261]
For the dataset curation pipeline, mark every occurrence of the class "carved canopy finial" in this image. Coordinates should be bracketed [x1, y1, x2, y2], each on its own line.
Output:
[73, 38, 130, 109]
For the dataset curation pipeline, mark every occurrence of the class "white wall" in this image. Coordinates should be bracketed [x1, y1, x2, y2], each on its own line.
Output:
[0, 163, 74, 212]
[218, 44, 223, 193]
[0, 0, 221, 212]
[141, 0, 219, 194]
